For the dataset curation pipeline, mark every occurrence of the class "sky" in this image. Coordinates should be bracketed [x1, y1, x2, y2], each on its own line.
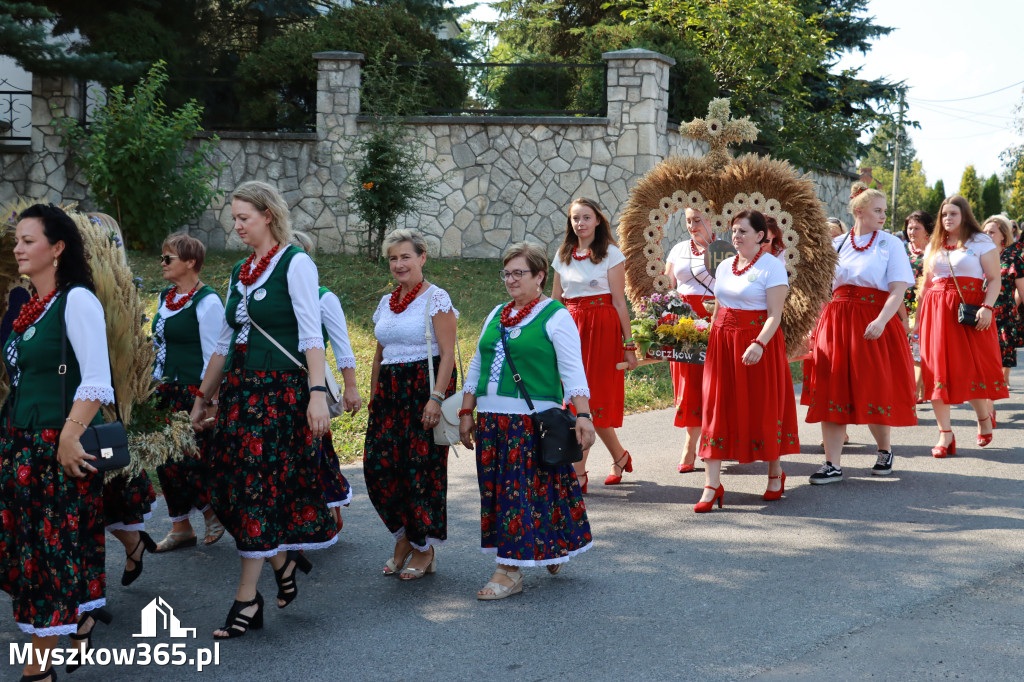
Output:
[458, 0, 1024, 194]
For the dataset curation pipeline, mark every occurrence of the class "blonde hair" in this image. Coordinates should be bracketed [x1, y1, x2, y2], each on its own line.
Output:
[503, 241, 549, 288]
[848, 181, 886, 215]
[291, 231, 314, 254]
[982, 215, 1014, 248]
[382, 228, 428, 259]
[231, 181, 292, 246]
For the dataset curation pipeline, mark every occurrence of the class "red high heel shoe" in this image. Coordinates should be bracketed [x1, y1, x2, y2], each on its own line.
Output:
[577, 471, 588, 494]
[977, 415, 994, 447]
[693, 484, 724, 513]
[763, 472, 786, 501]
[932, 430, 956, 458]
[677, 463, 696, 473]
[605, 451, 633, 485]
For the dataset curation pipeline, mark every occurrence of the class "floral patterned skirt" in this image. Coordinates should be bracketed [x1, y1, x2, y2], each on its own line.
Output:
[320, 433, 351, 508]
[363, 358, 455, 550]
[994, 303, 1022, 367]
[154, 382, 212, 520]
[476, 413, 592, 567]
[209, 361, 337, 558]
[103, 469, 157, 531]
[0, 427, 105, 636]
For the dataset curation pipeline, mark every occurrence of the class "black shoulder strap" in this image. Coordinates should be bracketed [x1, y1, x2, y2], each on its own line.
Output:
[836, 233, 850, 254]
[499, 324, 535, 412]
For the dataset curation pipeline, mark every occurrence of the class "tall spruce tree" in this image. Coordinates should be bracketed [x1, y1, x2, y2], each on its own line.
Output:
[982, 173, 1002, 219]
[959, 166, 985, 221]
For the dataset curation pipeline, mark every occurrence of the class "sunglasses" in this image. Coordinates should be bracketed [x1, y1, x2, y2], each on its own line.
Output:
[158, 254, 180, 265]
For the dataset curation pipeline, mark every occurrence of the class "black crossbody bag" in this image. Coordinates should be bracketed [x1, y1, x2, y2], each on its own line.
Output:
[60, 299, 130, 473]
[499, 328, 582, 469]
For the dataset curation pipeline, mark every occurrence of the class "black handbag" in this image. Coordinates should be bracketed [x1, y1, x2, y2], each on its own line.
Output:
[944, 250, 983, 327]
[60, 302, 130, 473]
[500, 328, 582, 469]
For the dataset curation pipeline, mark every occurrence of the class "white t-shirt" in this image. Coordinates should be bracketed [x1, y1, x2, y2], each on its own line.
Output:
[833, 230, 914, 291]
[372, 286, 458, 365]
[666, 240, 715, 297]
[925, 233, 997, 280]
[552, 245, 626, 298]
[714, 253, 789, 310]
[463, 299, 590, 415]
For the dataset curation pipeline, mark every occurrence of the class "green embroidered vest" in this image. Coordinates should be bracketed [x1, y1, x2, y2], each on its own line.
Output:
[152, 285, 220, 385]
[225, 245, 305, 371]
[3, 287, 102, 430]
[475, 300, 565, 402]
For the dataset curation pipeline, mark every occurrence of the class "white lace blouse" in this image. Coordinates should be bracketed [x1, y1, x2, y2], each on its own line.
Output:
[214, 248, 325, 356]
[372, 286, 459, 365]
[463, 299, 590, 415]
[320, 290, 356, 370]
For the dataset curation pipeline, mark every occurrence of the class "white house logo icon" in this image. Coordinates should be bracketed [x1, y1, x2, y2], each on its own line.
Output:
[133, 597, 197, 638]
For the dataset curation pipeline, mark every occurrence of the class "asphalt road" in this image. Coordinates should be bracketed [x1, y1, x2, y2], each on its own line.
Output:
[3, 364, 1023, 681]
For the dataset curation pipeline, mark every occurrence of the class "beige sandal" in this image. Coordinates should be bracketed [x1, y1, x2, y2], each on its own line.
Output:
[477, 568, 523, 600]
[382, 550, 413, 576]
[203, 516, 226, 546]
[154, 530, 197, 553]
[399, 547, 437, 581]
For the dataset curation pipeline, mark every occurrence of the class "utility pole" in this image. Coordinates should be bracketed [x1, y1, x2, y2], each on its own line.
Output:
[891, 90, 906, 233]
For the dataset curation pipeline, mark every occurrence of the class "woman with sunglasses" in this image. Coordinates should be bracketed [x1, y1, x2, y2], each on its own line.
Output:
[459, 242, 594, 599]
[151, 233, 226, 552]
[363, 228, 458, 581]
[664, 206, 716, 474]
[551, 198, 637, 492]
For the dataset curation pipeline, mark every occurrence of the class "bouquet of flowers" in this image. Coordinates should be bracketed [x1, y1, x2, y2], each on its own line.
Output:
[630, 291, 711, 364]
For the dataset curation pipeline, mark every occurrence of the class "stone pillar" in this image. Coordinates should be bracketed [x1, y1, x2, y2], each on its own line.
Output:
[313, 51, 364, 252]
[25, 74, 85, 202]
[602, 49, 675, 177]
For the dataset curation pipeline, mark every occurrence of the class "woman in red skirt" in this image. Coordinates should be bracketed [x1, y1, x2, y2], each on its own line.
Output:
[697, 210, 798, 512]
[915, 195, 1007, 456]
[552, 198, 638, 491]
[803, 183, 917, 484]
[663, 207, 716, 473]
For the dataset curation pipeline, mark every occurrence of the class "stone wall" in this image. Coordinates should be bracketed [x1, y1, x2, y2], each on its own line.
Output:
[3, 49, 856, 256]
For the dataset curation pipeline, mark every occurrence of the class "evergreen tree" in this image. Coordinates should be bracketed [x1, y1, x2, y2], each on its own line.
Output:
[958, 165, 985, 220]
[982, 173, 1002, 219]
[925, 179, 945, 217]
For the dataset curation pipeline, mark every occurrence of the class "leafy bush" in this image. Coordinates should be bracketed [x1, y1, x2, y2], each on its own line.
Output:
[54, 62, 223, 249]
[236, 5, 467, 129]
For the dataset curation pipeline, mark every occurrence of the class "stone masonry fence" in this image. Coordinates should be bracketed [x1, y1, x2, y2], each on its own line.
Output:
[1, 49, 856, 257]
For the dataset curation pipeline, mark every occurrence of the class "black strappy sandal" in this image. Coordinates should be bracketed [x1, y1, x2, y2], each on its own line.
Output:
[20, 666, 56, 681]
[122, 531, 157, 586]
[213, 592, 264, 640]
[273, 550, 312, 609]
[66, 608, 112, 674]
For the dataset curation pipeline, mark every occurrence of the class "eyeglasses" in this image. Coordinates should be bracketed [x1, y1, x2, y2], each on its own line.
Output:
[498, 269, 531, 282]
[158, 254, 180, 265]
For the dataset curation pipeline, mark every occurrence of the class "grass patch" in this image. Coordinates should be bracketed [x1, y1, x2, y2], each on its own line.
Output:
[129, 250, 679, 463]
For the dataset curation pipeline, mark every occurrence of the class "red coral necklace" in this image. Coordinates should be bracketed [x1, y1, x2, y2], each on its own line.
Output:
[501, 297, 541, 327]
[690, 239, 705, 257]
[943, 240, 959, 251]
[571, 246, 590, 261]
[731, 250, 764, 276]
[13, 287, 59, 334]
[850, 230, 878, 252]
[239, 243, 281, 286]
[165, 282, 201, 311]
[390, 280, 423, 313]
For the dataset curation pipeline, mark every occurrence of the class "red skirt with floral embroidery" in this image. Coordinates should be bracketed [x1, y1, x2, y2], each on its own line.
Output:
[699, 307, 799, 462]
[671, 295, 714, 427]
[564, 294, 623, 428]
[919, 278, 1009, 404]
[802, 285, 917, 425]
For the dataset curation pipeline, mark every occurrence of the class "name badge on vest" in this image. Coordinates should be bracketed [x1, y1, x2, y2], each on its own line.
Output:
[22, 326, 36, 341]
[183, 300, 193, 310]
[509, 328, 522, 340]
[747, 273, 757, 282]
[253, 288, 267, 302]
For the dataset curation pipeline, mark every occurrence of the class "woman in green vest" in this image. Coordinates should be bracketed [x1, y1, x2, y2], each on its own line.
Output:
[458, 241, 596, 600]
[189, 181, 336, 639]
[1, 204, 114, 682]
[151, 232, 226, 552]
[364, 228, 458, 581]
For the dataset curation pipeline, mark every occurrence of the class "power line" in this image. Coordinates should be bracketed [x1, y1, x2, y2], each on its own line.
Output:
[910, 101, 1014, 121]
[909, 101, 1009, 131]
[914, 129, 1009, 141]
[910, 79, 1024, 103]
